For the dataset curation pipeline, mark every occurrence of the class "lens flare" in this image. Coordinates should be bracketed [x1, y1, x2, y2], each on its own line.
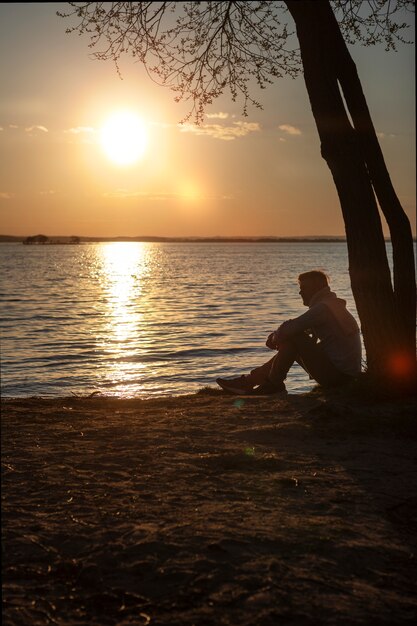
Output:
[389, 352, 415, 378]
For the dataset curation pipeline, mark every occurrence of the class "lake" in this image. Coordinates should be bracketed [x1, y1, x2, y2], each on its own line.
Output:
[0, 241, 367, 397]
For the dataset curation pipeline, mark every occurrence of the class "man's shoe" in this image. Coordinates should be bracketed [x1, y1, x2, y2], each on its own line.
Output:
[252, 380, 286, 396]
[216, 375, 254, 395]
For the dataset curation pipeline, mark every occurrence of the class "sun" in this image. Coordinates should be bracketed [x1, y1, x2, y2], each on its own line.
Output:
[100, 111, 148, 166]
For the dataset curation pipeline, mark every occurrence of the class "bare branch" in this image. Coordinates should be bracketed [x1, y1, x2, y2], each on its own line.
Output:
[57, 1, 414, 123]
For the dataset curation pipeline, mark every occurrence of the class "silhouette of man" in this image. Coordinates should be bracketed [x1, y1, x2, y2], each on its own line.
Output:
[216, 270, 362, 395]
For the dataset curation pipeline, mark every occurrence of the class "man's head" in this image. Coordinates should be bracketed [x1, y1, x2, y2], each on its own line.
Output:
[298, 270, 329, 306]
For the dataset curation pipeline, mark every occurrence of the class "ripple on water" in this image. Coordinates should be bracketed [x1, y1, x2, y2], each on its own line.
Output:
[0, 241, 368, 397]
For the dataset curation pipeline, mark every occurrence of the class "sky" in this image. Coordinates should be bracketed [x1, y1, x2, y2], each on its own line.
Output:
[0, 2, 415, 238]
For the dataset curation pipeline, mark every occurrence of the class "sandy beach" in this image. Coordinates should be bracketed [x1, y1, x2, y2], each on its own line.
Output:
[2, 388, 417, 625]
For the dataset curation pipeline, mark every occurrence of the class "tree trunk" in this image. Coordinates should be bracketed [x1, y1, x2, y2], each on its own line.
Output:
[286, 0, 416, 384]
[319, 0, 416, 375]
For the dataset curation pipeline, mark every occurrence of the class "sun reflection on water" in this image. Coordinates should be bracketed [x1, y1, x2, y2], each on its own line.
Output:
[99, 242, 149, 393]
[102, 242, 145, 340]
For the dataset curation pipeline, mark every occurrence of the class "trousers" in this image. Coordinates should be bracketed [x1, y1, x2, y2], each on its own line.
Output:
[247, 333, 351, 388]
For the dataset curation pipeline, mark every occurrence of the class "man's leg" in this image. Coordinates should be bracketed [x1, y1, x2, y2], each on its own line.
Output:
[217, 333, 349, 394]
[245, 356, 280, 386]
[246, 344, 297, 386]
[269, 333, 350, 387]
[216, 352, 288, 394]
[218, 341, 301, 393]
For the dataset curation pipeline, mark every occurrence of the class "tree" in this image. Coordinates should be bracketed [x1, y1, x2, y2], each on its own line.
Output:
[58, 1, 416, 387]
[23, 234, 50, 245]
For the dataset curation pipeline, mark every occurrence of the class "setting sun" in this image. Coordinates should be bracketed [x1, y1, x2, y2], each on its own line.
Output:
[100, 111, 148, 166]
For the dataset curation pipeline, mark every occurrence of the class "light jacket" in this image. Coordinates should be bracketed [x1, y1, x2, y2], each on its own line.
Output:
[274, 286, 362, 376]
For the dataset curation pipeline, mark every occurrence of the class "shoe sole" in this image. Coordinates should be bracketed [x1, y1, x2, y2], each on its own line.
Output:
[252, 390, 287, 397]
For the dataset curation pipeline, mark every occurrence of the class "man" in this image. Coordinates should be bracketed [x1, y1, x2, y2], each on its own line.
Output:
[216, 270, 362, 395]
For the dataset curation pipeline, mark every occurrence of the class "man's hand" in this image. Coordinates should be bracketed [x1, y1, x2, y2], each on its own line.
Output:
[266, 332, 278, 350]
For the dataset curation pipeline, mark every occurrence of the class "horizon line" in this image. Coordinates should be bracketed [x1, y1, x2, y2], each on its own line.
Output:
[1, 233, 351, 241]
[0, 234, 411, 242]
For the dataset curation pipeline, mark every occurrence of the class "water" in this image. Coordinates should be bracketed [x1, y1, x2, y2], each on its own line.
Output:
[0, 241, 362, 398]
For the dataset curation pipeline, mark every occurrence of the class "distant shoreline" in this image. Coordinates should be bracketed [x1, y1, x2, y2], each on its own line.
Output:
[0, 235, 404, 244]
[1, 235, 349, 244]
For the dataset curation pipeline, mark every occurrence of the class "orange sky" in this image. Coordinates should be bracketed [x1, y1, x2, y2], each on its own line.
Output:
[0, 3, 415, 238]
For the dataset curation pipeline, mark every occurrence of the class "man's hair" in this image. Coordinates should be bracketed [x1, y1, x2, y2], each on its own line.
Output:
[298, 270, 329, 289]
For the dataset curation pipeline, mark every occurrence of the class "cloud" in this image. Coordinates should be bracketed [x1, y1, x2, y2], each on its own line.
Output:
[278, 124, 302, 136]
[0, 192, 15, 199]
[179, 121, 260, 141]
[64, 126, 96, 144]
[205, 112, 229, 119]
[25, 125, 48, 133]
[39, 190, 57, 196]
[65, 126, 96, 134]
[2, 124, 49, 134]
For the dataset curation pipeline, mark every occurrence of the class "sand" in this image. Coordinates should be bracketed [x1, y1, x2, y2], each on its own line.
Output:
[2, 388, 417, 625]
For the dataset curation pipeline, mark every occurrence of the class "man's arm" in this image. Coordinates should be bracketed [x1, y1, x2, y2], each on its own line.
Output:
[268, 305, 326, 348]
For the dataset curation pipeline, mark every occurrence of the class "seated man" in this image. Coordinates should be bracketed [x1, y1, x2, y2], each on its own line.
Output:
[216, 270, 362, 395]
